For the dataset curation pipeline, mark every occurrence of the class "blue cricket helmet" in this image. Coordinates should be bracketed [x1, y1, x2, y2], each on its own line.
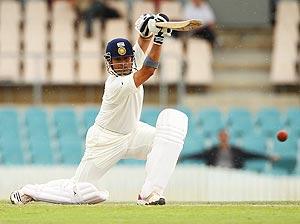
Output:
[104, 38, 136, 76]
[105, 38, 134, 59]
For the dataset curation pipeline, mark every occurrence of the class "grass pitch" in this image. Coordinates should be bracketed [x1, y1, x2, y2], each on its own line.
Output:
[0, 201, 300, 224]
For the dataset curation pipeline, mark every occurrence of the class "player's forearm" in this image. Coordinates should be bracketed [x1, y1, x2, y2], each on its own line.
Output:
[147, 43, 161, 63]
[138, 36, 152, 53]
[133, 66, 156, 87]
[133, 44, 161, 87]
[137, 43, 161, 75]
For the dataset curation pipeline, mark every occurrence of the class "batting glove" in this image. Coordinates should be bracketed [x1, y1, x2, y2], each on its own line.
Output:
[135, 13, 155, 39]
[148, 13, 172, 45]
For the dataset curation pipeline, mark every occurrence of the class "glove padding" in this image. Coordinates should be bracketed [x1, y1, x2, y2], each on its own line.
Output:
[148, 13, 172, 45]
[135, 13, 155, 39]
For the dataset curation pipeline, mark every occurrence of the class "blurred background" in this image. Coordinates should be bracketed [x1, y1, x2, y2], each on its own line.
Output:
[0, 0, 299, 202]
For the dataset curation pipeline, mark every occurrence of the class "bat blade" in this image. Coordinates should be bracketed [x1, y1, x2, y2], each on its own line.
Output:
[155, 19, 202, 31]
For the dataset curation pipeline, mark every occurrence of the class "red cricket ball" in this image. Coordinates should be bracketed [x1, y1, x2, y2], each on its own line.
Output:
[277, 130, 288, 142]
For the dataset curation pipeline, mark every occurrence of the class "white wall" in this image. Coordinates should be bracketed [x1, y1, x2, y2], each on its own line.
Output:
[1, 165, 300, 201]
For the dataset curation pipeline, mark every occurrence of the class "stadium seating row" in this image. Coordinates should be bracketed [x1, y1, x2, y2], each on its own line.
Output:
[0, 0, 212, 86]
[0, 106, 299, 175]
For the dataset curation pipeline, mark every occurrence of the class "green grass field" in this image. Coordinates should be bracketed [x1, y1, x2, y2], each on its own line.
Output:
[1, 201, 300, 224]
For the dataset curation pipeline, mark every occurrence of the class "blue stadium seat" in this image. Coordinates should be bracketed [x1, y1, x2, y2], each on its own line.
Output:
[194, 108, 224, 137]
[202, 117, 224, 138]
[25, 108, 49, 132]
[25, 108, 51, 135]
[29, 136, 54, 165]
[83, 107, 99, 130]
[245, 161, 268, 173]
[0, 138, 24, 165]
[53, 107, 80, 138]
[25, 108, 54, 165]
[290, 125, 300, 138]
[227, 108, 253, 138]
[140, 106, 161, 127]
[256, 107, 281, 125]
[25, 107, 48, 124]
[272, 137, 298, 157]
[0, 107, 18, 121]
[271, 157, 297, 175]
[228, 117, 253, 138]
[182, 132, 205, 156]
[58, 136, 83, 165]
[255, 108, 283, 138]
[194, 107, 222, 127]
[260, 118, 283, 138]
[180, 128, 206, 165]
[53, 108, 82, 165]
[227, 107, 252, 125]
[285, 107, 300, 125]
[242, 132, 268, 172]
[0, 108, 19, 139]
[0, 108, 24, 165]
[271, 137, 298, 174]
[285, 107, 300, 138]
[242, 132, 267, 153]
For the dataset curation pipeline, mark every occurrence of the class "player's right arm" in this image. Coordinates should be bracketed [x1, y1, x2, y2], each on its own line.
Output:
[133, 43, 161, 88]
[133, 14, 171, 88]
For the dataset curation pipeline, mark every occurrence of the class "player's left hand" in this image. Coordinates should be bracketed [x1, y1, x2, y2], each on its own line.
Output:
[148, 13, 172, 37]
[148, 13, 172, 45]
[135, 13, 155, 39]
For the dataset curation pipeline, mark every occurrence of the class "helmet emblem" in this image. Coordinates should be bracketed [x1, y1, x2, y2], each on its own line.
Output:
[118, 47, 126, 55]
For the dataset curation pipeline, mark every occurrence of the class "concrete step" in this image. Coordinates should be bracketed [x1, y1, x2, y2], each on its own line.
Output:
[183, 92, 300, 112]
[211, 70, 271, 92]
[212, 49, 271, 71]
[216, 28, 273, 50]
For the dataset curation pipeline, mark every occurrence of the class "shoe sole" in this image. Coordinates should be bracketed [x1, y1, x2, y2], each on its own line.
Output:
[137, 197, 166, 206]
[147, 197, 166, 205]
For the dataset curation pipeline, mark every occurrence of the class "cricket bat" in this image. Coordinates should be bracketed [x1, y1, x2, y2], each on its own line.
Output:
[155, 19, 202, 31]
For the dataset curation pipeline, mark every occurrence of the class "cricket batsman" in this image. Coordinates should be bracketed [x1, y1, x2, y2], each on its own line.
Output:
[10, 13, 188, 206]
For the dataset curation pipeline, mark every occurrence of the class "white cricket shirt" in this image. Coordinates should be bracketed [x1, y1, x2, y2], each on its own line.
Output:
[95, 43, 146, 134]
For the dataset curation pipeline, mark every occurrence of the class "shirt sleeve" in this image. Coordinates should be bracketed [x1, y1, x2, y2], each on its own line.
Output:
[133, 42, 146, 70]
[103, 73, 138, 104]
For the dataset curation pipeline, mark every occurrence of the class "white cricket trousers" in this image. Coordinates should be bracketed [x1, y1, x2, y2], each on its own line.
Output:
[72, 121, 156, 186]
[73, 108, 188, 199]
[20, 121, 155, 205]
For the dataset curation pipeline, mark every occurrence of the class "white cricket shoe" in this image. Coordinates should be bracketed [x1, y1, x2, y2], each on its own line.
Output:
[137, 192, 166, 206]
[10, 190, 33, 205]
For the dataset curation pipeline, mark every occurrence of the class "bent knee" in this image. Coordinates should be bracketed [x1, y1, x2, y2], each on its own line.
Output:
[156, 109, 188, 143]
[75, 182, 109, 204]
[157, 108, 188, 131]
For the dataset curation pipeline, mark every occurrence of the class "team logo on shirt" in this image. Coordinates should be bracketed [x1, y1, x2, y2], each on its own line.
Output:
[117, 42, 126, 56]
